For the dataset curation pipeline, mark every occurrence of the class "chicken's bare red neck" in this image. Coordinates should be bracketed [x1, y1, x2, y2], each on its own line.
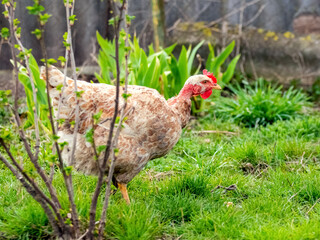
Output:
[167, 84, 196, 128]
[177, 84, 194, 100]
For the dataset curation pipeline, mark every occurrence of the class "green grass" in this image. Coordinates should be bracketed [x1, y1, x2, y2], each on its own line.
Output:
[213, 79, 311, 127]
[1, 112, 320, 239]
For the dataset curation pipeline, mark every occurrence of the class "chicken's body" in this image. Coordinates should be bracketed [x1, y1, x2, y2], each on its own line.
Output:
[41, 67, 220, 203]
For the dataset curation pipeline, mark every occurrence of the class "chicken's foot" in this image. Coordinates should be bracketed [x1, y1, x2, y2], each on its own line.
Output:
[118, 183, 131, 204]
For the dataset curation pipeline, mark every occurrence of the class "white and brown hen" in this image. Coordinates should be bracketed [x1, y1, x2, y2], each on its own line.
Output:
[41, 67, 221, 204]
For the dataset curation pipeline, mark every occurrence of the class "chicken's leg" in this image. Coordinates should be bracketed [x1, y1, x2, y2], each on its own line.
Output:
[118, 183, 130, 204]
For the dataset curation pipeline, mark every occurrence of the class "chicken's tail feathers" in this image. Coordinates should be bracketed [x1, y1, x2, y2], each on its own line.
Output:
[40, 65, 67, 88]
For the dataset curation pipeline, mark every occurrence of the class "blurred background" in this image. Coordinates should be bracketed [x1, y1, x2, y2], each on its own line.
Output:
[1, 0, 320, 98]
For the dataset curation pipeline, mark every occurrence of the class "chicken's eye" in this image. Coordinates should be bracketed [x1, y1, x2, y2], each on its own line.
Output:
[202, 80, 209, 84]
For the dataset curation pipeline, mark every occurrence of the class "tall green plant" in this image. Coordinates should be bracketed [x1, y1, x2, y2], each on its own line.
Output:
[17, 55, 50, 131]
[214, 79, 311, 127]
[206, 41, 240, 88]
[95, 35, 240, 114]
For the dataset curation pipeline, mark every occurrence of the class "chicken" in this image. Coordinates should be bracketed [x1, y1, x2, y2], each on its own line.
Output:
[40, 66, 221, 204]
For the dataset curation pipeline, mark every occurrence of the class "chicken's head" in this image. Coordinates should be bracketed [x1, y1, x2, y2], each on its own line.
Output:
[183, 69, 221, 99]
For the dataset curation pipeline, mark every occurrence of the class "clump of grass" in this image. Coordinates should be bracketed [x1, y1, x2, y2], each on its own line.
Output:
[0, 198, 51, 239]
[105, 202, 162, 240]
[262, 116, 320, 141]
[229, 140, 265, 165]
[214, 79, 310, 127]
[154, 174, 211, 223]
[164, 174, 211, 197]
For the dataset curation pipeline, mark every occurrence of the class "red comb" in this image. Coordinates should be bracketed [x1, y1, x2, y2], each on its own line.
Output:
[203, 69, 217, 84]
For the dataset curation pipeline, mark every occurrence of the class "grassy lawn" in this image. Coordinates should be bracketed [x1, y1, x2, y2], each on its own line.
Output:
[1, 111, 320, 239]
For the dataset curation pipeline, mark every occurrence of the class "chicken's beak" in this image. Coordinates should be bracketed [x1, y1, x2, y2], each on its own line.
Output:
[213, 83, 222, 90]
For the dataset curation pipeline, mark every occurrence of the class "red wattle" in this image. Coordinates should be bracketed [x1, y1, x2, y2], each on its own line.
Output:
[200, 89, 212, 99]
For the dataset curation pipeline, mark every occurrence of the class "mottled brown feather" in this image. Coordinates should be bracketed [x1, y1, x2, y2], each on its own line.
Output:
[41, 66, 193, 184]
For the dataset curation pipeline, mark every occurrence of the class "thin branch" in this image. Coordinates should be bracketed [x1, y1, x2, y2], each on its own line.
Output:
[66, 0, 80, 167]
[244, 3, 266, 26]
[306, 198, 320, 215]
[37, 1, 64, 212]
[192, 130, 239, 135]
[5, 4, 41, 160]
[5, 2, 64, 217]
[207, 0, 263, 28]
[61, 0, 80, 236]
[98, 1, 131, 235]
[288, 187, 305, 201]
[236, 0, 245, 56]
[91, 114, 99, 161]
[0, 139, 65, 229]
[87, 1, 127, 238]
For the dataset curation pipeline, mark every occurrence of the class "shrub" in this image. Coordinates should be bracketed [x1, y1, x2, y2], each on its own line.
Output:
[213, 79, 311, 127]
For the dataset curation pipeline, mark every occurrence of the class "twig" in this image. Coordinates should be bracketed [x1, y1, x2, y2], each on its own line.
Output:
[306, 198, 320, 215]
[67, 0, 80, 167]
[98, 0, 130, 236]
[37, 0, 65, 212]
[87, 1, 127, 238]
[167, 18, 181, 33]
[49, 164, 55, 185]
[183, 150, 198, 162]
[61, 0, 80, 236]
[244, 3, 266, 26]
[77, 230, 88, 240]
[288, 187, 305, 201]
[91, 114, 99, 161]
[5, 3, 41, 159]
[5, 1, 65, 220]
[0, 139, 65, 229]
[244, 38, 258, 79]
[192, 130, 239, 135]
[300, 151, 305, 165]
[207, 0, 263, 28]
[236, 0, 245, 56]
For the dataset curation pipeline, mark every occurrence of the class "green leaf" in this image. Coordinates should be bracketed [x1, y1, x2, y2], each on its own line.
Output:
[168, 54, 180, 92]
[75, 90, 84, 98]
[187, 40, 204, 76]
[2, 10, 8, 18]
[53, 135, 60, 141]
[163, 43, 177, 55]
[39, 13, 51, 25]
[29, 54, 48, 105]
[56, 84, 64, 91]
[148, 44, 155, 56]
[122, 93, 132, 100]
[97, 145, 106, 154]
[93, 110, 103, 123]
[64, 166, 73, 176]
[85, 128, 94, 144]
[13, 18, 20, 27]
[59, 141, 68, 149]
[1, 27, 9, 39]
[26, 4, 45, 15]
[222, 54, 241, 87]
[205, 43, 215, 72]
[63, 32, 68, 41]
[142, 57, 157, 88]
[178, 46, 188, 88]
[149, 58, 161, 90]
[212, 41, 235, 76]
